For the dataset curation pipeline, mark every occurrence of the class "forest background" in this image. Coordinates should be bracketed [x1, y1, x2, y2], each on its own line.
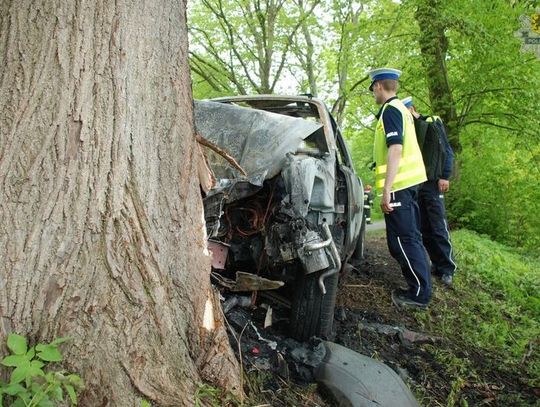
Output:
[188, 0, 540, 256]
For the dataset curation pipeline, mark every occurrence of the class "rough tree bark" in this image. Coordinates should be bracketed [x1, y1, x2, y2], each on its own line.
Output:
[0, 0, 240, 405]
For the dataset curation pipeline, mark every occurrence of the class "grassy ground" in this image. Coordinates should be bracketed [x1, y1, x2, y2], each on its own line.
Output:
[414, 229, 540, 405]
[337, 228, 539, 406]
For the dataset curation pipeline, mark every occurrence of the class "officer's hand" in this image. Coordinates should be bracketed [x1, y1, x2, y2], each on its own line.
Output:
[381, 189, 393, 214]
[438, 179, 450, 193]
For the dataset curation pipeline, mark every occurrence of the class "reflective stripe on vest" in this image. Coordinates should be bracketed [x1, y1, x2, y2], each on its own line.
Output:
[373, 99, 427, 194]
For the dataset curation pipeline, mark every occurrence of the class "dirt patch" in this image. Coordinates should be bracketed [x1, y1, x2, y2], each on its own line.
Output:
[333, 231, 538, 406]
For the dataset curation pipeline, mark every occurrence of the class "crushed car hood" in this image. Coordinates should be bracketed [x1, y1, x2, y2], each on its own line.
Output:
[194, 100, 323, 181]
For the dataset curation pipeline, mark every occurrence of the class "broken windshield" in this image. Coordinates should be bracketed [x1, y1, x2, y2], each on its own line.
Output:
[194, 100, 325, 181]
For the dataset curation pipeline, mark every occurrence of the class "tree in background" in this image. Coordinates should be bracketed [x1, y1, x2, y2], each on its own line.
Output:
[188, 0, 540, 253]
[326, 0, 366, 125]
[409, 0, 540, 250]
[0, 0, 239, 405]
[188, 0, 321, 96]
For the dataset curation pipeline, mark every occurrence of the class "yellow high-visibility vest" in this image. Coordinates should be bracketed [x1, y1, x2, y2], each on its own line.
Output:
[373, 99, 426, 194]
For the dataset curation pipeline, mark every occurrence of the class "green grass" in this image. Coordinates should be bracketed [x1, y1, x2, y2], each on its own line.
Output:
[417, 229, 540, 390]
[368, 195, 384, 221]
[194, 382, 240, 406]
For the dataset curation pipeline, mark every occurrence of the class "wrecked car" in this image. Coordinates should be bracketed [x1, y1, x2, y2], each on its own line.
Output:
[195, 95, 365, 341]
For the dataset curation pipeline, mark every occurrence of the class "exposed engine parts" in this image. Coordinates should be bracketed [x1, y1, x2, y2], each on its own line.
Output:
[196, 97, 364, 340]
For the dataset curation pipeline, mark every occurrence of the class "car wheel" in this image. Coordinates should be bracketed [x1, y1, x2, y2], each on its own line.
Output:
[289, 268, 339, 342]
[352, 215, 367, 261]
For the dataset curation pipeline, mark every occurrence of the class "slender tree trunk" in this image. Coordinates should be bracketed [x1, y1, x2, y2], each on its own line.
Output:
[0, 0, 240, 405]
[331, 0, 361, 126]
[415, 0, 462, 152]
[299, 0, 318, 97]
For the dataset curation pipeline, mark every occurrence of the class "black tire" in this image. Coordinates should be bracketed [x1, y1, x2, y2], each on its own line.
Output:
[352, 215, 367, 261]
[289, 268, 340, 342]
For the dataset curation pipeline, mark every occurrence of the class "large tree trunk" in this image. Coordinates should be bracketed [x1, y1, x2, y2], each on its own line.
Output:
[415, 0, 462, 153]
[0, 0, 240, 405]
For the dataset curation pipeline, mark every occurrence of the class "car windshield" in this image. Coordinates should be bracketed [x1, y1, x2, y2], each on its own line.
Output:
[219, 99, 322, 123]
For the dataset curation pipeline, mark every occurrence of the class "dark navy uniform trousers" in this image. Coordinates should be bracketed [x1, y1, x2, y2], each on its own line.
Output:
[419, 180, 457, 277]
[384, 186, 432, 303]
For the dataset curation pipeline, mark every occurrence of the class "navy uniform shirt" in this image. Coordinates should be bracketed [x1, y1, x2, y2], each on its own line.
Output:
[419, 114, 454, 179]
[375, 96, 403, 147]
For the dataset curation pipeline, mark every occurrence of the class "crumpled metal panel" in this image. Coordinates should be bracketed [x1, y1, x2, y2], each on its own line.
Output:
[316, 341, 420, 407]
[205, 174, 266, 201]
[281, 154, 335, 217]
[207, 240, 229, 269]
[194, 100, 323, 181]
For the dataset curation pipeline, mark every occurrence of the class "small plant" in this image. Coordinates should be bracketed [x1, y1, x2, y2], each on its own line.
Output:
[194, 383, 240, 407]
[0, 333, 84, 407]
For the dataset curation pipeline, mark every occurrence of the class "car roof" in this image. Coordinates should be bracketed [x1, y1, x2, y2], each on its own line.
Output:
[208, 95, 336, 146]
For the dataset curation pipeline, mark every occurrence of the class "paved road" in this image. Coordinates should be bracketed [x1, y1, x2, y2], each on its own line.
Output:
[366, 220, 385, 232]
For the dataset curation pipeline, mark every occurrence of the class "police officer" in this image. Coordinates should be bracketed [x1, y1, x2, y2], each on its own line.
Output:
[369, 68, 432, 308]
[402, 96, 457, 286]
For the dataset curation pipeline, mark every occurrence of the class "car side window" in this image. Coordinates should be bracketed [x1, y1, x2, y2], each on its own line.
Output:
[328, 111, 353, 167]
[335, 129, 353, 168]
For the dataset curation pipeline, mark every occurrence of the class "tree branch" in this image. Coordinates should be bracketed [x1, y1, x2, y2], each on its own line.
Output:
[196, 134, 247, 177]
[270, 0, 321, 92]
[331, 75, 369, 114]
[205, 0, 261, 91]
[463, 120, 521, 132]
[456, 87, 524, 102]
[190, 54, 233, 93]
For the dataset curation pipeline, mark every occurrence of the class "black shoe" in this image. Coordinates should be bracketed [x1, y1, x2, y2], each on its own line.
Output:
[396, 287, 412, 296]
[441, 274, 453, 286]
[391, 290, 428, 309]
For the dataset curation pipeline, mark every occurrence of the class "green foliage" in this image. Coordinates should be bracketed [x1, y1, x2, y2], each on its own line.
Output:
[188, 0, 323, 98]
[0, 334, 83, 407]
[189, 0, 540, 255]
[448, 129, 540, 256]
[194, 383, 239, 407]
[417, 230, 540, 389]
[333, 0, 540, 245]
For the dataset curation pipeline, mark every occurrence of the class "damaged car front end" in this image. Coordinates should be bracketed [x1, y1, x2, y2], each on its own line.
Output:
[195, 96, 364, 341]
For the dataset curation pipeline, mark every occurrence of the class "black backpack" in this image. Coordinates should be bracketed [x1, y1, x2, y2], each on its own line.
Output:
[414, 116, 447, 181]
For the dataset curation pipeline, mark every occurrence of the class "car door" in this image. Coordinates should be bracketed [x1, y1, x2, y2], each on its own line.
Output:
[335, 128, 364, 258]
